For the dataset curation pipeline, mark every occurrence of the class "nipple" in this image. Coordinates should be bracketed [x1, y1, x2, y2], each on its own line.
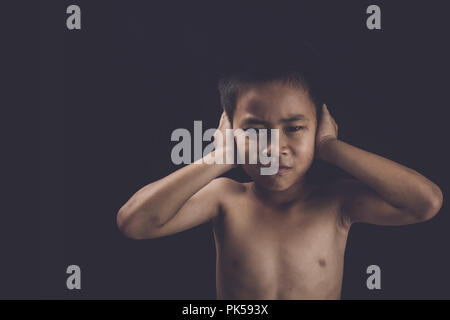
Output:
[318, 259, 326, 267]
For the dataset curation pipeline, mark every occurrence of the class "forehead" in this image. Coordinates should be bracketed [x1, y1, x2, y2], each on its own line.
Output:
[233, 81, 316, 124]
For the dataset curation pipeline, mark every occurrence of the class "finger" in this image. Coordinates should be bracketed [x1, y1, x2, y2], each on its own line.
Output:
[223, 112, 232, 125]
[219, 112, 226, 124]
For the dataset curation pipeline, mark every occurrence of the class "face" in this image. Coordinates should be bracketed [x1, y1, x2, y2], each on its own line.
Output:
[232, 80, 317, 191]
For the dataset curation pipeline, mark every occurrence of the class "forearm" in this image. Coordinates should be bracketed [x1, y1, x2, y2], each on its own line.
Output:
[319, 138, 442, 212]
[118, 149, 233, 231]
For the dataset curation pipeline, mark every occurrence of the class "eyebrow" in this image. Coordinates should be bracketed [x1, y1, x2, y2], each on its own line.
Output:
[240, 117, 269, 126]
[240, 114, 310, 126]
[279, 114, 310, 123]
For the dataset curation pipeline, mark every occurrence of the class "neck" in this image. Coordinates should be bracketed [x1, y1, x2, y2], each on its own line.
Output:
[251, 177, 313, 207]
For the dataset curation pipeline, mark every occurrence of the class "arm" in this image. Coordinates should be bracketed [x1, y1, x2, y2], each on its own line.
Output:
[117, 112, 235, 239]
[316, 104, 443, 226]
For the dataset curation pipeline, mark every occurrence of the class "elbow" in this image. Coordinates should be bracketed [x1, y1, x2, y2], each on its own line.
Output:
[116, 207, 135, 239]
[418, 184, 444, 222]
[116, 204, 162, 240]
[116, 185, 163, 239]
[116, 206, 146, 240]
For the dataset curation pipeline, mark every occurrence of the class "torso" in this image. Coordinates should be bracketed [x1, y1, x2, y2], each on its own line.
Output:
[212, 180, 350, 299]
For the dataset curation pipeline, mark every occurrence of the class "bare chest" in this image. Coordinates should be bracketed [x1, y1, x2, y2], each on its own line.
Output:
[213, 195, 348, 299]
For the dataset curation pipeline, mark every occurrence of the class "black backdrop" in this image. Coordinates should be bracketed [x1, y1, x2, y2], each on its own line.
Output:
[31, 0, 450, 299]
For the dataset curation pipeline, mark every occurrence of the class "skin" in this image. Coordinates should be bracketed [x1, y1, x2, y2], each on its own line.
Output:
[117, 80, 443, 299]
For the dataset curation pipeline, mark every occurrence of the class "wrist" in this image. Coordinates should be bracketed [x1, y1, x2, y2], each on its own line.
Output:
[200, 148, 237, 170]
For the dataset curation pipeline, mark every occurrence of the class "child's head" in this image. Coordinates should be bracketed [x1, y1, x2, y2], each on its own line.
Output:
[218, 49, 325, 191]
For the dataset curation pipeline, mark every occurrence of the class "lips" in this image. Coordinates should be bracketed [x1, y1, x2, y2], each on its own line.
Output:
[277, 165, 292, 175]
[258, 163, 293, 176]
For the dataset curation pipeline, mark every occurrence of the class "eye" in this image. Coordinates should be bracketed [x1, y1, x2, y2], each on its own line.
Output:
[286, 125, 305, 133]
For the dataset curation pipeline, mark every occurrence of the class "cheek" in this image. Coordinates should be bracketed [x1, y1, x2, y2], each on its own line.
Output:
[298, 141, 314, 154]
[234, 137, 254, 166]
[291, 138, 315, 166]
[294, 135, 315, 154]
[235, 136, 259, 156]
[234, 136, 247, 159]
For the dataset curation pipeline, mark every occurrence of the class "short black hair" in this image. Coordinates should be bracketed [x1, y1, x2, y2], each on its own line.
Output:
[217, 43, 325, 125]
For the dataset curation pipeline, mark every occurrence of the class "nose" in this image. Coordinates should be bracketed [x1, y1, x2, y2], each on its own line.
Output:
[279, 135, 290, 156]
[280, 147, 289, 156]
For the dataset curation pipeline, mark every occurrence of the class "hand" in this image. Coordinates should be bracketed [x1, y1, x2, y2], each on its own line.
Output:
[212, 112, 237, 168]
[315, 104, 338, 160]
[214, 111, 233, 151]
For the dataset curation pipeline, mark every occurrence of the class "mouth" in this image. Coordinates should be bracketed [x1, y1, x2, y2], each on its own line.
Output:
[257, 162, 293, 176]
[276, 165, 292, 176]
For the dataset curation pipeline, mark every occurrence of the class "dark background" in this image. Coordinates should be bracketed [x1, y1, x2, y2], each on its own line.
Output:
[27, 0, 450, 299]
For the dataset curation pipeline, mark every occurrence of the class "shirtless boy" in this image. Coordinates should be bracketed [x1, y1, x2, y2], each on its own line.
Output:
[116, 62, 443, 299]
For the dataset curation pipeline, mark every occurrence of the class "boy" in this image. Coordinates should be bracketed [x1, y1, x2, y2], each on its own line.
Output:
[116, 59, 443, 299]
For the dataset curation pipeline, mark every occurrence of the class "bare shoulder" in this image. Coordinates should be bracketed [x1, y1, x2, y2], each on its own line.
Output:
[327, 178, 365, 203]
[210, 177, 246, 221]
[334, 178, 374, 227]
[315, 178, 357, 231]
[308, 179, 342, 203]
[211, 177, 244, 192]
[208, 177, 246, 204]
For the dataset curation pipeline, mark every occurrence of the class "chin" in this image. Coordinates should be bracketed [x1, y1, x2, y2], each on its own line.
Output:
[244, 166, 303, 191]
[264, 183, 292, 192]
